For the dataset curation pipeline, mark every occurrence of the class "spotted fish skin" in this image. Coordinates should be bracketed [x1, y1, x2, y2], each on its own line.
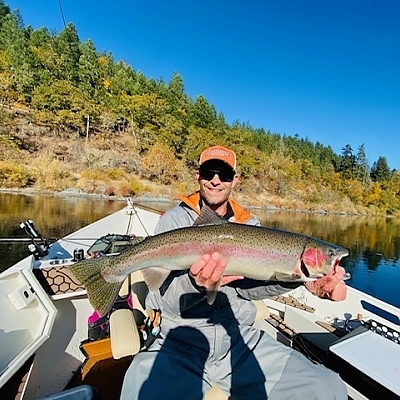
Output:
[70, 207, 349, 317]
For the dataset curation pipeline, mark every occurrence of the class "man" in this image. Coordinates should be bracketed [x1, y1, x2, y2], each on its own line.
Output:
[121, 145, 348, 400]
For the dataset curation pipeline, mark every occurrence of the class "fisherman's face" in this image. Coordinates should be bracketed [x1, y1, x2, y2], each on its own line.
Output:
[196, 160, 238, 212]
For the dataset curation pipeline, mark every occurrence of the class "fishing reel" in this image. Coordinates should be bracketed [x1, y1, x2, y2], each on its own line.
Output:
[20, 219, 49, 260]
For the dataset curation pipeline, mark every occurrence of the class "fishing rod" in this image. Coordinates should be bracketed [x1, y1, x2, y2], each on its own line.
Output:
[2, 217, 107, 261]
[0, 237, 116, 244]
[0, 238, 54, 243]
[129, 200, 166, 215]
[0, 237, 102, 243]
[1, 200, 163, 251]
[58, 0, 67, 28]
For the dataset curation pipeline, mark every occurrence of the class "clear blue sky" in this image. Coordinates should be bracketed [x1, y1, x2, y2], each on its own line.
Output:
[7, 0, 400, 170]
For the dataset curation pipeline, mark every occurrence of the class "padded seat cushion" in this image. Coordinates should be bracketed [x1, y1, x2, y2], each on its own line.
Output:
[110, 309, 141, 359]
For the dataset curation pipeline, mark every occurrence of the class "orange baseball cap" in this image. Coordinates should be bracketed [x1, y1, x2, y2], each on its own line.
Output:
[199, 145, 237, 171]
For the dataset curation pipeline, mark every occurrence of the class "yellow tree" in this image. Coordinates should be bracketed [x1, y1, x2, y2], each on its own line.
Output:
[141, 142, 184, 184]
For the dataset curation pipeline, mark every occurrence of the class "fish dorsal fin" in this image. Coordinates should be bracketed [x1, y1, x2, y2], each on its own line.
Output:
[193, 205, 229, 226]
[142, 267, 171, 291]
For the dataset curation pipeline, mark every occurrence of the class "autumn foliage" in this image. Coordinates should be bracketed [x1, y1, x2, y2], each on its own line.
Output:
[0, 2, 399, 215]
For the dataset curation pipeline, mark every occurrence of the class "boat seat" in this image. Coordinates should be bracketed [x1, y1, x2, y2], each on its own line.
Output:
[110, 309, 141, 359]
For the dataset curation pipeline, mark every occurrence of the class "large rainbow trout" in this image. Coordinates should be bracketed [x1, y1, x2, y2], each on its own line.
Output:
[70, 206, 349, 316]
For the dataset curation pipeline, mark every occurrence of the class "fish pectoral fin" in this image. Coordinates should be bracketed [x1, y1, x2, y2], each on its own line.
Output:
[142, 267, 171, 291]
[206, 288, 219, 305]
[205, 281, 221, 305]
[275, 272, 302, 282]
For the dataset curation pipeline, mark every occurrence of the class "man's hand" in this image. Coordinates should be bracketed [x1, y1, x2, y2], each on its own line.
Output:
[189, 252, 243, 290]
[305, 266, 348, 301]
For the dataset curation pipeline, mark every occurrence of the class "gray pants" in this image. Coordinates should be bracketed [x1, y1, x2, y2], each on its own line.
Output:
[120, 324, 347, 400]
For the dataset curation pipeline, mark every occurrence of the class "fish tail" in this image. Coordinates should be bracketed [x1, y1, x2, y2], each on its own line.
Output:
[70, 257, 123, 317]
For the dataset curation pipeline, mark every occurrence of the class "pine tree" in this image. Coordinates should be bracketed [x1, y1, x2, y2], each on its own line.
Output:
[371, 156, 391, 182]
[355, 144, 371, 186]
[56, 23, 81, 83]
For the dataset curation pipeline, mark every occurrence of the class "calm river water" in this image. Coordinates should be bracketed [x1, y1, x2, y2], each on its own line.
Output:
[1, 192, 399, 309]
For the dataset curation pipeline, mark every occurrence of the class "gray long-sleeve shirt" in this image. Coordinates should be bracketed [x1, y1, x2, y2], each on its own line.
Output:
[146, 201, 300, 334]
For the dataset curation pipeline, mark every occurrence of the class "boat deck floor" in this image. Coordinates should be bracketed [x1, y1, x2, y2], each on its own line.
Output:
[68, 338, 131, 400]
[0, 340, 129, 400]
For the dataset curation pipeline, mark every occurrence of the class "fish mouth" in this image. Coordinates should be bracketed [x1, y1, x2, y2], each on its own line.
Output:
[301, 257, 351, 281]
[333, 258, 352, 280]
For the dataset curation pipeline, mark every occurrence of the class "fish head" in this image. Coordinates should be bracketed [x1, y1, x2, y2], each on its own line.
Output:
[298, 241, 349, 280]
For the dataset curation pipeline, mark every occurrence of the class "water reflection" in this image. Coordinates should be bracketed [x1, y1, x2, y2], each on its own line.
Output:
[1, 193, 399, 308]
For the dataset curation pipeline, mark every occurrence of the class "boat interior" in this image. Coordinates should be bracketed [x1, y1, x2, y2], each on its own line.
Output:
[1, 201, 400, 400]
[3, 264, 400, 400]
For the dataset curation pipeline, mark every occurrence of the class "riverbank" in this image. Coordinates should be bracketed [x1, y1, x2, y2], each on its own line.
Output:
[0, 187, 369, 217]
[2, 108, 393, 217]
[0, 187, 174, 205]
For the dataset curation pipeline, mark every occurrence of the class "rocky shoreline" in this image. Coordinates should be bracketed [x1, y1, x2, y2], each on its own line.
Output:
[0, 187, 169, 203]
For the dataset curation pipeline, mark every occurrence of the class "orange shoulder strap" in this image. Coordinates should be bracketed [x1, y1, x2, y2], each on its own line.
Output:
[178, 192, 252, 223]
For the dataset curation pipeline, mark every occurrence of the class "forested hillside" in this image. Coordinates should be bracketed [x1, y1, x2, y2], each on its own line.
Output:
[0, 2, 399, 216]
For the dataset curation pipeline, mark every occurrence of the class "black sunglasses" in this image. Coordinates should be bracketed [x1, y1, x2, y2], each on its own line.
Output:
[199, 167, 235, 182]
